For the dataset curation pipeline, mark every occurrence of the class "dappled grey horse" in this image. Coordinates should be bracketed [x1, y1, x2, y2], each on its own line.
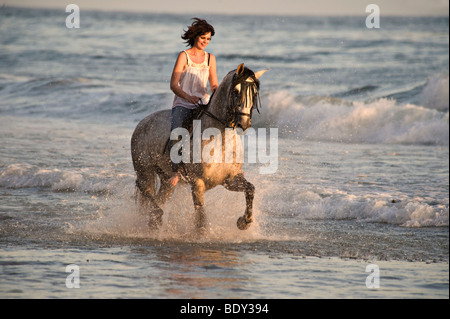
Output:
[131, 63, 267, 232]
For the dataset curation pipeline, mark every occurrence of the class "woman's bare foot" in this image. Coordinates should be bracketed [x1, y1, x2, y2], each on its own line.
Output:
[169, 172, 180, 186]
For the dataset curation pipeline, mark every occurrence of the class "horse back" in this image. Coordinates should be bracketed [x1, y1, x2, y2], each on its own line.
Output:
[131, 109, 172, 170]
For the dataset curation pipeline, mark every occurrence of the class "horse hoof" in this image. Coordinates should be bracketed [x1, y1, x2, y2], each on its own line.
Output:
[237, 216, 253, 230]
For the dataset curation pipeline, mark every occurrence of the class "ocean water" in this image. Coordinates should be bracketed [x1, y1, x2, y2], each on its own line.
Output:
[0, 7, 448, 299]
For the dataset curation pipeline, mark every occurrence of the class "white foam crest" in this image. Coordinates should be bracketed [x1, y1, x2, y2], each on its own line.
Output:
[417, 73, 449, 112]
[258, 182, 449, 228]
[255, 91, 449, 145]
[0, 163, 133, 193]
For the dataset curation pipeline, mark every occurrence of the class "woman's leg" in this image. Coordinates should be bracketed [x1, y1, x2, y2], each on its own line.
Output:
[169, 106, 194, 184]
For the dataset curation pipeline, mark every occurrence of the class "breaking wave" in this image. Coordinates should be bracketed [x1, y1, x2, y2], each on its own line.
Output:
[255, 76, 449, 146]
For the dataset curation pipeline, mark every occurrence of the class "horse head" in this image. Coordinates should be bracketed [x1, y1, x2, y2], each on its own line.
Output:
[228, 63, 268, 130]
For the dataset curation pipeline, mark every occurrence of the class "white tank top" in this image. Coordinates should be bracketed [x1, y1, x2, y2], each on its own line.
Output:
[172, 50, 210, 109]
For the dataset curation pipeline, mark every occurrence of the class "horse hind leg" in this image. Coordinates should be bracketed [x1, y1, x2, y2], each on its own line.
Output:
[223, 173, 255, 230]
[154, 172, 175, 206]
[135, 172, 164, 230]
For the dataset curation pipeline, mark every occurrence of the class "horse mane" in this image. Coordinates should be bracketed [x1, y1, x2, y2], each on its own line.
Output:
[232, 66, 260, 89]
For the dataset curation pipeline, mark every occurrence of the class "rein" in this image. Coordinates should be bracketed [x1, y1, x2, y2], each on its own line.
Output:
[194, 89, 228, 126]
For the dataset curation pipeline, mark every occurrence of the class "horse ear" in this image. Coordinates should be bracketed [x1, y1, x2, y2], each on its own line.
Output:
[236, 63, 245, 75]
[254, 69, 268, 80]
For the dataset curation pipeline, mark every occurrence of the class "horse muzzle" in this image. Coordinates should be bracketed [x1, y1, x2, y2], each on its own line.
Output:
[235, 111, 252, 130]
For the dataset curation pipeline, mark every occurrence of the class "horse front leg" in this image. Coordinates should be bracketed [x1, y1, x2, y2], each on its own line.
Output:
[223, 173, 255, 230]
[191, 179, 207, 234]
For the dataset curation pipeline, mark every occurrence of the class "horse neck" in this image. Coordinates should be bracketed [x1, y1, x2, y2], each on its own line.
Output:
[202, 74, 233, 131]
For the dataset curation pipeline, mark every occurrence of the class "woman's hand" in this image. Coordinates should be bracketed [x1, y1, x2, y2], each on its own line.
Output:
[188, 95, 201, 104]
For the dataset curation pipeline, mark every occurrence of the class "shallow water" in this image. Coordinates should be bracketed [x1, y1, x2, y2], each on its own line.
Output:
[1, 241, 448, 299]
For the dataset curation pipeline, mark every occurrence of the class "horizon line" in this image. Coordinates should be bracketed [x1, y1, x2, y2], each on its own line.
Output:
[2, 4, 449, 18]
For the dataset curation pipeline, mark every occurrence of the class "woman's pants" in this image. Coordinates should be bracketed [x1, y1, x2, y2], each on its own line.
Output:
[169, 105, 195, 172]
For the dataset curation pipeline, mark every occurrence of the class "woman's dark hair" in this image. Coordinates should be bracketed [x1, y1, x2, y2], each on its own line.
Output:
[182, 18, 215, 47]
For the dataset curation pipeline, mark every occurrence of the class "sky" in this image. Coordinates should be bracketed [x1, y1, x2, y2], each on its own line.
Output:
[2, 0, 449, 16]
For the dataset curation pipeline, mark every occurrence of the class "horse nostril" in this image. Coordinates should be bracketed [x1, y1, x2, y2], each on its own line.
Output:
[236, 121, 251, 131]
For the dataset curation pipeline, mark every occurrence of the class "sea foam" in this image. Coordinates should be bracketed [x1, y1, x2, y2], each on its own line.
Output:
[255, 87, 449, 145]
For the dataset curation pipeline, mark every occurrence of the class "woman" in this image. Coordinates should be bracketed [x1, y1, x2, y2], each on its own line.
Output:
[169, 18, 219, 186]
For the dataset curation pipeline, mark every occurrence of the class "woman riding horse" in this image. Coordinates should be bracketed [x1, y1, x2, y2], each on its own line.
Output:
[169, 18, 218, 186]
[131, 18, 267, 234]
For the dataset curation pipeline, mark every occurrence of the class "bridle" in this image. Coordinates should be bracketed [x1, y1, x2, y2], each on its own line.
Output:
[196, 70, 261, 129]
[231, 79, 261, 117]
